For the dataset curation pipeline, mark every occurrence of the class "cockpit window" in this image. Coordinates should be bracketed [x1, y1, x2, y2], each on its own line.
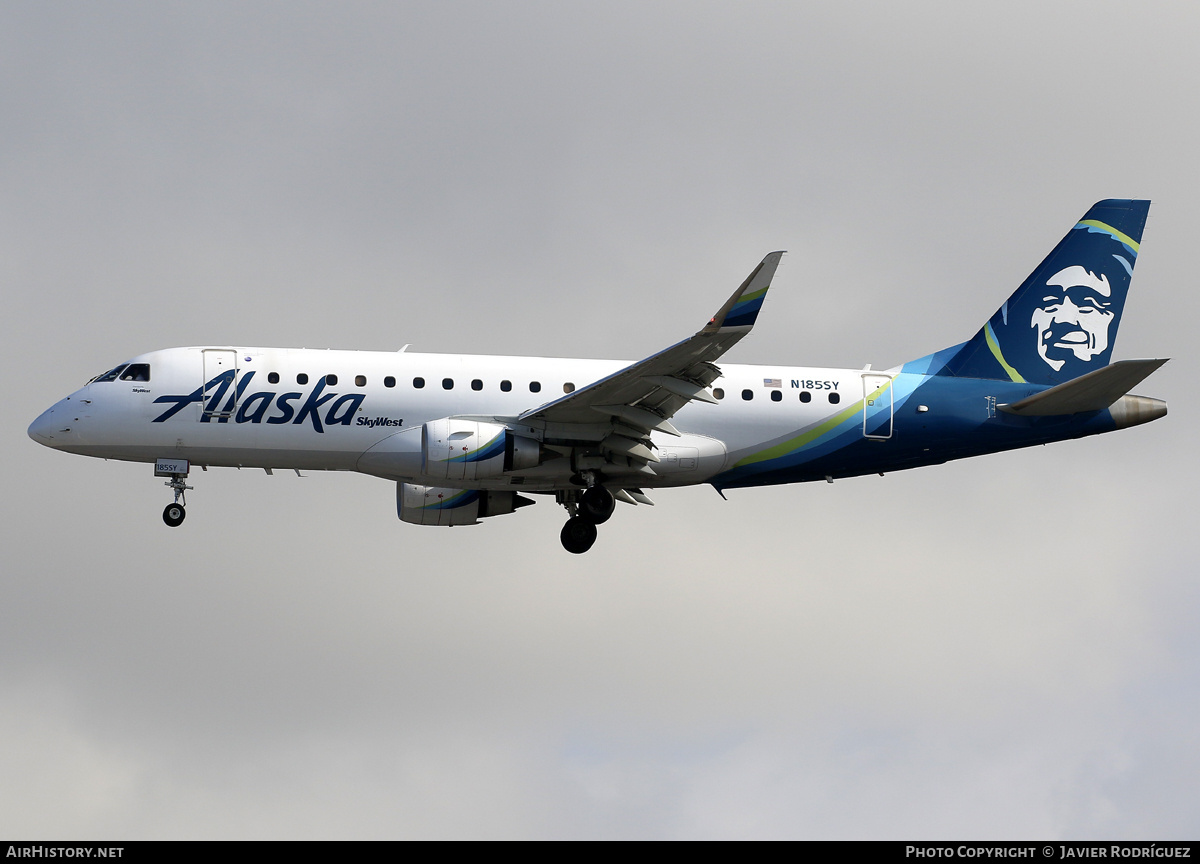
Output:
[90, 365, 127, 383]
[119, 363, 151, 382]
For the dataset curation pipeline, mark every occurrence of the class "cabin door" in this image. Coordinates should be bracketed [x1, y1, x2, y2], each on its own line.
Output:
[200, 349, 239, 421]
[861, 373, 893, 440]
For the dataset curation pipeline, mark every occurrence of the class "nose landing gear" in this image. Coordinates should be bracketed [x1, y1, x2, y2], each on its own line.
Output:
[558, 480, 616, 554]
[163, 500, 186, 527]
[155, 458, 192, 528]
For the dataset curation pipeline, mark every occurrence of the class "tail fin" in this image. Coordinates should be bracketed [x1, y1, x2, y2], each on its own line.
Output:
[941, 199, 1150, 385]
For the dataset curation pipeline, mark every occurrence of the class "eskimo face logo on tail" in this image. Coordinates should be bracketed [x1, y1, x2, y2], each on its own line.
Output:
[1031, 265, 1116, 372]
[973, 215, 1141, 385]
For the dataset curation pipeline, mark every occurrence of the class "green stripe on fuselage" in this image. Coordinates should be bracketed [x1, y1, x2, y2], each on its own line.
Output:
[733, 380, 891, 468]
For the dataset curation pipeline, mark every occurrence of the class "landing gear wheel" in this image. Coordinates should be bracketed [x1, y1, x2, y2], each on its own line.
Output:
[560, 516, 598, 554]
[579, 486, 615, 525]
[163, 503, 186, 527]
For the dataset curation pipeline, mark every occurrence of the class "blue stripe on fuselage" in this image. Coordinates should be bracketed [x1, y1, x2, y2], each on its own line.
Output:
[712, 372, 1115, 489]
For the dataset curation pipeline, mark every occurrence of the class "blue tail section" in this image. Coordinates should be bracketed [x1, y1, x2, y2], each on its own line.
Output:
[939, 199, 1150, 385]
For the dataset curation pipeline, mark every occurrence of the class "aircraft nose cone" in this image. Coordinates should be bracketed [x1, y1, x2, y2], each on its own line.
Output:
[28, 405, 61, 446]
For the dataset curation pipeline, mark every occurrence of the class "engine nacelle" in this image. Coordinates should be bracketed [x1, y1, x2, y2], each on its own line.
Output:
[423, 419, 540, 481]
[397, 483, 533, 526]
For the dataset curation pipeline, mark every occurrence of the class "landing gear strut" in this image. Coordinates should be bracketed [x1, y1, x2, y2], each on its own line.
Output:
[558, 480, 615, 554]
[156, 458, 192, 528]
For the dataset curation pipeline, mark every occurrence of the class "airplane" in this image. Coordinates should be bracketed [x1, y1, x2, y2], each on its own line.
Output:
[28, 200, 1167, 554]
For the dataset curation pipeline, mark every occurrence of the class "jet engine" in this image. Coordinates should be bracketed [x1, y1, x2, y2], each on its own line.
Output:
[422, 419, 540, 481]
[397, 483, 534, 526]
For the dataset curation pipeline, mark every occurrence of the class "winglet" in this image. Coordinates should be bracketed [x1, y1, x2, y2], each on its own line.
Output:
[701, 251, 785, 335]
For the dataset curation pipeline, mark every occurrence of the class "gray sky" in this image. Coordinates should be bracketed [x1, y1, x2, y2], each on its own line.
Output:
[2, 1, 1196, 839]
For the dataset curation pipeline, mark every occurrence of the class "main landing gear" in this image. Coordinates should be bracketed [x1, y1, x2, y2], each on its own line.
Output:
[155, 458, 192, 528]
[559, 482, 616, 554]
[560, 516, 597, 555]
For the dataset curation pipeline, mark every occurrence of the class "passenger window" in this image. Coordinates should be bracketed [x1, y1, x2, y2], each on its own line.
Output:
[297, 373, 309, 385]
[770, 390, 782, 402]
[500, 380, 512, 392]
[413, 377, 425, 389]
[442, 378, 454, 390]
[355, 375, 367, 387]
[471, 379, 483, 391]
[268, 372, 280, 385]
[563, 382, 575, 394]
[829, 392, 841, 404]
[713, 388, 724, 400]
[119, 363, 151, 382]
[530, 381, 541, 393]
[326, 374, 338, 386]
[799, 391, 811, 403]
[384, 376, 396, 388]
[741, 389, 753, 401]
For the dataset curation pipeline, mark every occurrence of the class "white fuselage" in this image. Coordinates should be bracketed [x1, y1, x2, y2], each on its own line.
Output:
[30, 345, 864, 491]
[26, 207, 1167, 552]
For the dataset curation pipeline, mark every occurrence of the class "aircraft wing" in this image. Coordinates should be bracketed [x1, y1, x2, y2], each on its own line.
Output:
[518, 252, 784, 436]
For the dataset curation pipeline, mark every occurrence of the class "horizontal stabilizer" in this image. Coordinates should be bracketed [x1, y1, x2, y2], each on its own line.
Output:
[999, 358, 1168, 416]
